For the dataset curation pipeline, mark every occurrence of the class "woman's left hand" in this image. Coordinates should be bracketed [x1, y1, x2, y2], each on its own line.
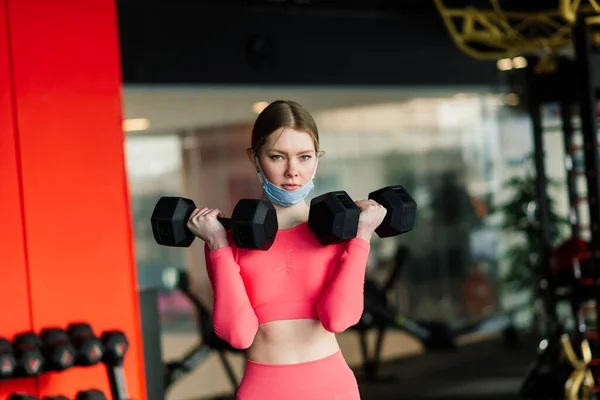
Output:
[354, 199, 387, 241]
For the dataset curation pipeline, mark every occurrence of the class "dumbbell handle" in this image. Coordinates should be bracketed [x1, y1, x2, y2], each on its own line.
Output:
[216, 216, 231, 230]
[182, 207, 231, 230]
[106, 365, 128, 400]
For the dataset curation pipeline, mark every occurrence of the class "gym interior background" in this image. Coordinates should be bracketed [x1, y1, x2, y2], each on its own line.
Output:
[2, 0, 595, 399]
[121, 1, 582, 398]
[129, 89, 563, 396]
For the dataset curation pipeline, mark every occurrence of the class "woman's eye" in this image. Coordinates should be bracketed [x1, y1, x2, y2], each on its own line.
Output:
[300, 155, 311, 161]
[270, 155, 283, 161]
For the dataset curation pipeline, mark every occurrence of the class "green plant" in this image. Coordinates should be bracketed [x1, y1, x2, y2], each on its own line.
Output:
[493, 157, 570, 304]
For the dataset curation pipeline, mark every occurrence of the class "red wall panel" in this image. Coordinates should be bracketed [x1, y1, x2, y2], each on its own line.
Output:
[6, 0, 146, 398]
[0, 1, 37, 398]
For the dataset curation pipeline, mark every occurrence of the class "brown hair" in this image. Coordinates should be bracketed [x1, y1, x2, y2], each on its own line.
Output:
[250, 100, 319, 155]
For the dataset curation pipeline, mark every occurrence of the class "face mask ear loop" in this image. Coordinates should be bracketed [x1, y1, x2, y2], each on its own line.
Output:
[255, 156, 270, 186]
[254, 156, 261, 173]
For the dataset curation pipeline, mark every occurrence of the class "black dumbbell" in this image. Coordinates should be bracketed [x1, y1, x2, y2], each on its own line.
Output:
[12, 332, 44, 377]
[101, 330, 129, 400]
[75, 390, 106, 400]
[308, 185, 417, 245]
[0, 337, 16, 379]
[43, 397, 69, 400]
[66, 323, 103, 366]
[40, 328, 76, 372]
[151, 196, 278, 250]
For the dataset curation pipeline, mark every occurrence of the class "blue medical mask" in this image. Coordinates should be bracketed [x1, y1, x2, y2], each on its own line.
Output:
[255, 156, 318, 207]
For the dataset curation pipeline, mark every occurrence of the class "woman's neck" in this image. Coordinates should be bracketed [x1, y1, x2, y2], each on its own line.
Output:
[261, 193, 310, 229]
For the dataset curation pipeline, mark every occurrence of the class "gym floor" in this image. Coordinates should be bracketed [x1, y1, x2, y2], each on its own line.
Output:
[356, 334, 537, 400]
[197, 333, 538, 400]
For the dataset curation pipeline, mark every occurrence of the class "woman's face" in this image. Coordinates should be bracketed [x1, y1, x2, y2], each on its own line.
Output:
[255, 128, 318, 190]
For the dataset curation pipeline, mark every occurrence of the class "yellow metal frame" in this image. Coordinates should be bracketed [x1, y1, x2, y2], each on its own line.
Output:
[434, 0, 600, 60]
[561, 334, 595, 400]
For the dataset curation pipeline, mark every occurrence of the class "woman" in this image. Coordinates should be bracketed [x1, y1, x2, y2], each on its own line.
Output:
[187, 100, 386, 400]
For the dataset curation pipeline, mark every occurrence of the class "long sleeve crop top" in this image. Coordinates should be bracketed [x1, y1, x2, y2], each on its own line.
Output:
[203, 221, 371, 349]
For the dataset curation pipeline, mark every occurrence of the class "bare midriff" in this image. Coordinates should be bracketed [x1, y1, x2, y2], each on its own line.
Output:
[246, 319, 340, 365]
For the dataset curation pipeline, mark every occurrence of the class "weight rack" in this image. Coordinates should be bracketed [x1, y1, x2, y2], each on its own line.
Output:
[568, 15, 600, 395]
[515, 14, 600, 399]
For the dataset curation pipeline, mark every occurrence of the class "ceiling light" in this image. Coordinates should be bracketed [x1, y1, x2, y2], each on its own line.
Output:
[512, 56, 528, 69]
[252, 101, 270, 114]
[496, 58, 513, 71]
[123, 118, 150, 132]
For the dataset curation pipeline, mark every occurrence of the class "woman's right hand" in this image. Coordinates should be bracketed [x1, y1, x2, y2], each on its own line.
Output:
[187, 207, 228, 250]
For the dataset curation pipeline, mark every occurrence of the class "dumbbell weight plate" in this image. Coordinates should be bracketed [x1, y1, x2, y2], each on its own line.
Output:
[368, 185, 416, 238]
[40, 328, 76, 371]
[0, 338, 16, 378]
[66, 323, 103, 366]
[8, 394, 39, 400]
[230, 199, 278, 250]
[151, 197, 196, 247]
[308, 191, 360, 245]
[76, 390, 107, 400]
[12, 332, 43, 377]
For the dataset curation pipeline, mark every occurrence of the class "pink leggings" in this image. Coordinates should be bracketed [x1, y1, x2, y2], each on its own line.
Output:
[236, 350, 360, 400]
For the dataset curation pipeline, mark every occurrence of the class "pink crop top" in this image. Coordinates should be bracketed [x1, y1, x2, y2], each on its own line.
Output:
[203, 221, 371, 349]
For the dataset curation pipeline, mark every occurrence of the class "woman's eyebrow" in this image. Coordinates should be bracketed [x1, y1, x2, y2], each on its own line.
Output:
[269, 148, 315, 154]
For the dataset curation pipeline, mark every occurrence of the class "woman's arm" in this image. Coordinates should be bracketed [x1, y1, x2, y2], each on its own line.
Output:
[315, 237, 371, 333]
[317, 199, 386, 333]
[204, 242, 259, 349]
